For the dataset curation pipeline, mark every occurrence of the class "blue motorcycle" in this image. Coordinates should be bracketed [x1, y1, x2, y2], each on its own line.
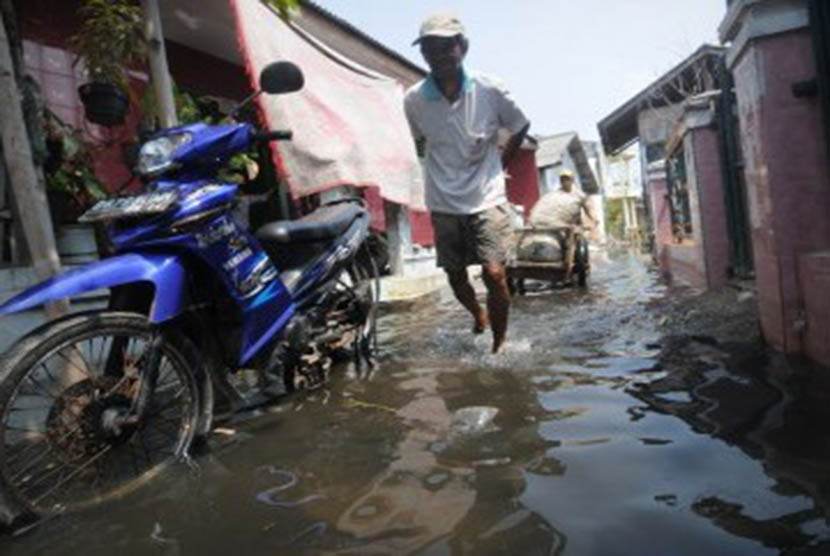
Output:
[0, 62, 378, 525]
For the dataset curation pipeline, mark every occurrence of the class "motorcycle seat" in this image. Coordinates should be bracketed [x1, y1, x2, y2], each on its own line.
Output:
[255, 202, 363, 244]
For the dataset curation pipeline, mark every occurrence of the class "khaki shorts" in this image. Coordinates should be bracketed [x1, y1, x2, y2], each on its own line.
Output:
[430, 204, 512, 271]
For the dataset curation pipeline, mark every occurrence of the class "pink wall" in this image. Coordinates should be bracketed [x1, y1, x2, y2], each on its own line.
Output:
[799, 251, 830, 366]
[732, 29, 830, 352]
[19, 2, 253, 196]
[408, 210, 434, 246]
[649, 176, 673, 250]
[660, 125, 730, 290]
[666, 243, 707, 288]
[21, 39, 146, 194]
[506, 148, 541, 220]
[692, 127, 730, 288]
[648, 175, 673, 278]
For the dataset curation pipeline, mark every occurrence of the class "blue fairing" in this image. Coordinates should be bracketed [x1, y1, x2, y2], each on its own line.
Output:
[148, 123, 253, 182]
[0, 119, 357, 369]
[0, 254, 188, 323]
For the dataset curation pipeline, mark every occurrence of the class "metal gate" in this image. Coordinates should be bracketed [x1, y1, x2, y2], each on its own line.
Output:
[716, 60, 754, 278]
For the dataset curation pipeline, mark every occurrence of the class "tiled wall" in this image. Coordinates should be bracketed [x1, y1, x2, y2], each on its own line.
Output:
[22, 40, 85, 130]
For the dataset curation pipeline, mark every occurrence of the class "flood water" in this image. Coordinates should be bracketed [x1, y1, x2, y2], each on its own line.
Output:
[3, 250, 830, 555]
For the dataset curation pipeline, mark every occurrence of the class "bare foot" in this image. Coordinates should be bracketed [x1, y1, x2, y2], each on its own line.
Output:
[473, 311, 489, 334]
[491, 331, 506, 354]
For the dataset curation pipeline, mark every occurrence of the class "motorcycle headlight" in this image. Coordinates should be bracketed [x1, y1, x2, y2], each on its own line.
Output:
[137, 132, 192, 176]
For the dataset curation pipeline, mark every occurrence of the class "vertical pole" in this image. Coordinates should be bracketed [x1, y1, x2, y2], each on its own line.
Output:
[0, 11, 67, 317]
[384, 202, 407, 276]
[141, 0, 177, 128]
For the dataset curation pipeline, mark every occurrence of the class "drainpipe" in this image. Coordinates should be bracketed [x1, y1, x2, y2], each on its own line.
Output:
[141, 0, 177, 128]
[808, 0, 830, 166]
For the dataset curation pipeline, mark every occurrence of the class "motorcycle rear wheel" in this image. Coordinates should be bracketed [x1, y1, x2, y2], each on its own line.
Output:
[0, 311, 200, 522]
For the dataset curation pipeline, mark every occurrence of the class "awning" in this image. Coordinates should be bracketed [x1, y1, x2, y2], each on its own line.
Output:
[230, 0, 425, 210]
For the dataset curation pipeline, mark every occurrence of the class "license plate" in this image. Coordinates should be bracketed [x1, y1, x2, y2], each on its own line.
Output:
[78, 191, 178, 223]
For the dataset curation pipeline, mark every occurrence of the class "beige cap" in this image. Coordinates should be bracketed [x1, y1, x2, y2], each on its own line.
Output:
[412, 13, 466, 45]
[559, 170, 575, 178]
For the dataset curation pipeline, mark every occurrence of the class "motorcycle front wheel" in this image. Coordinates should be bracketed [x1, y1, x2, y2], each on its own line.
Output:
[0, 311, 200, 522]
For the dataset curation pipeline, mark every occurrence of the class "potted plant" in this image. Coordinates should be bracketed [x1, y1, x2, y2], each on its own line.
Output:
[72, 0, 145, 127]
[43, 111, 109, 263]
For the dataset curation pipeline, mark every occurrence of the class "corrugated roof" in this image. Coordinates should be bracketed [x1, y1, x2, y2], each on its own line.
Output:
[597, 44, 726, 155]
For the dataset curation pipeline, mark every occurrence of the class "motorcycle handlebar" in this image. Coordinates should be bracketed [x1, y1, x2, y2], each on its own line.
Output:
[252, 130, 293, 142]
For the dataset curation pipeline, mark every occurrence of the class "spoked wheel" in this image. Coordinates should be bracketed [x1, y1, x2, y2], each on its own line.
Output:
[327, 244, 379, 365]
[0, 311, 200, 520]
[349, 241, 381, 364]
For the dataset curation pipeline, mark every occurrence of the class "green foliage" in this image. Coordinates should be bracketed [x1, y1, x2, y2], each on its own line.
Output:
[263, 0, 300, 20]
[72, 0, 146, 91]
[604, 199, 625, 240]
[43, 111, 108, 211]
[175, 87, 205, 125]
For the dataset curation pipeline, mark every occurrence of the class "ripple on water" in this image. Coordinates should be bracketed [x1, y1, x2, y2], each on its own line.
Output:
[6, 251, 830, 555]
[583, 357, 661, 376]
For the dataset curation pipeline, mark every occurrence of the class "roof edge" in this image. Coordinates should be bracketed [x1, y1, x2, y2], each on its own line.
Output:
[597, 43, 726, 137]
[299, 0, 427, 77]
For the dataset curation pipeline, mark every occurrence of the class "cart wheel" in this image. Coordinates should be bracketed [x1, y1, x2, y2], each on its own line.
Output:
[517, 278, 526, 295]
[577, 268, 588, 287]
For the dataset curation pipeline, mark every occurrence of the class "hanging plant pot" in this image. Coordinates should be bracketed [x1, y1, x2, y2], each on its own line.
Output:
[78, 82, 129, 127]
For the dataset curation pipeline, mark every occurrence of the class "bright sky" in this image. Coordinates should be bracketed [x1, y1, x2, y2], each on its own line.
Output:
[314, 0, 727, 142]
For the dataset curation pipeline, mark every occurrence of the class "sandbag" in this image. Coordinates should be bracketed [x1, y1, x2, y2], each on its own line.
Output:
[516, 232, 563, 262]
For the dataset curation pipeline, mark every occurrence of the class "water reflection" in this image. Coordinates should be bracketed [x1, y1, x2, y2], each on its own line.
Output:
[630, 335, 830, 552]
[2, 251, 830, 554]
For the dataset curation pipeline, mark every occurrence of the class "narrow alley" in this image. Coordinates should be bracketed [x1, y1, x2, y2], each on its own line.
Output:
[3, 251, 828, 555]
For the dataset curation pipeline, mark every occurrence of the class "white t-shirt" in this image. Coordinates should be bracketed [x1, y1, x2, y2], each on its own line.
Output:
[404, 70, 528, 215]
[529, 189, 587, 228]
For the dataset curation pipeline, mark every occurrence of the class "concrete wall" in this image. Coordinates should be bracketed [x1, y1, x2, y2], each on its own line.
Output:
[723, 0, 830, 354]
[691, 127, 730, 288]
[799, 251, 830, 367]
[647, 165, 673, 268]
[665, 243, 707, 288]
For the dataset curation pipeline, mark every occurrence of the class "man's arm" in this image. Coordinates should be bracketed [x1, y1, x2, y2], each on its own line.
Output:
[580, 195, 598, 229]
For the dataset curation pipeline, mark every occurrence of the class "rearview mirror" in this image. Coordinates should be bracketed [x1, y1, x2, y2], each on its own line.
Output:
[260, 61, 304, 94]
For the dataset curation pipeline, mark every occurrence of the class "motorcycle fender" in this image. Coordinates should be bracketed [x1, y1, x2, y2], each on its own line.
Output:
[0, 253, 189, 323]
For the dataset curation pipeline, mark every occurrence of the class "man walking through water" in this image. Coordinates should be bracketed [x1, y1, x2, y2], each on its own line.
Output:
[404, 13, 530, 353]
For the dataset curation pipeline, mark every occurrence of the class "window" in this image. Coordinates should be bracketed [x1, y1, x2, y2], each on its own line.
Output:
[666, 147, 693, 241]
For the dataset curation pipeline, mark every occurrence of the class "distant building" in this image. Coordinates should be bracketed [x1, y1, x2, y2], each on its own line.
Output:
[533, 132, 604, 241]
[604, 145, 645, 243]
[535, 132, 598, 195]
[597, 44, 749, 289]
